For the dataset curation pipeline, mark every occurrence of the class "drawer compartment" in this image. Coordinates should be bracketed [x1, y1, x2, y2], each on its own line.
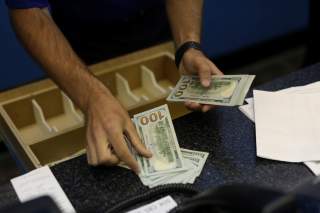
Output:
[0, 42, 190, 170]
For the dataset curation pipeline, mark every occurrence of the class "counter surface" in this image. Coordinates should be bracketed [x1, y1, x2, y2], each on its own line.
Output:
[2, 64, 319, 212]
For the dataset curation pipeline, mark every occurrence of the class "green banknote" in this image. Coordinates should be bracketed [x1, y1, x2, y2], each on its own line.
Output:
[167, 75, 255, 106]
[118, 105, 209, 187]
[139, 148, 209, 187]
[133, 104, 185, 176]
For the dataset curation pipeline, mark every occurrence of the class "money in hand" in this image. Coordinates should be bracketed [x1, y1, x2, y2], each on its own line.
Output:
[123, 104, 209, 188]
[133, 104, 185, 176]
[167, 75, 255, 106]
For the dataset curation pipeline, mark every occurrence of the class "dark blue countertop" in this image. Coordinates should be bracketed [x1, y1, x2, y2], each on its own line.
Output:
[1, 63, 320, 212]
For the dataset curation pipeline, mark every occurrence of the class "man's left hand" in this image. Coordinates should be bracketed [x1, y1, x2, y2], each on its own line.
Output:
[179, 48, 224, 112]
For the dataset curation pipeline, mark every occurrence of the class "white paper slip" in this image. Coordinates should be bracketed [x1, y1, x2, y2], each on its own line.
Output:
[254, 90, 320, 162]
[240, 81, 320, 123]
[239, 82, 320, 172]
[127, 195, 177, 213]
[245, 97, 254, 105]
[11, 166, 75, 213]
[304, 162, 320, 176]
[238, 104, 255, 122]
[241, 88, 305, 123]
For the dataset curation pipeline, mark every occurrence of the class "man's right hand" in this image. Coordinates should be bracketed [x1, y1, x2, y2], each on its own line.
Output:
[84, 82, 152, 174]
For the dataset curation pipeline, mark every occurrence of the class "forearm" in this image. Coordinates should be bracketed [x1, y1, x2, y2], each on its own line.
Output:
[166, 0, 203, 47]
[9, 8, 105, 112]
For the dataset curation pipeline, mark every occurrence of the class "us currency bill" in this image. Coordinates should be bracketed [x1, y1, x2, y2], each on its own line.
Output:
[133, 104, 185, 176]
[140, 149, 209, 188]
[167, 75, 255, 106]
[119, 104, 209, 187]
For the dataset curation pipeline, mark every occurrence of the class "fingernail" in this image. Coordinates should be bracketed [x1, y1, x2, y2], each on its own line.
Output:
[202, 80, 210, 87]
[202, 106, 210, 113]
[135, 168, 140, 174]
[148, 151, 153, 157]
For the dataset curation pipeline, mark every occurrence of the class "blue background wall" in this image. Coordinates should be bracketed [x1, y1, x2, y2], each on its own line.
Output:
[0, 0, 309, 91]
[202, 0, 309, 56]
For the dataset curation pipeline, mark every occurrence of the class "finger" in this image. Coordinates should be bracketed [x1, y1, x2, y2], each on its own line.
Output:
[185, 101, 201, 108]
[195, 63, 211, 87]
[104, 144, 120, 166]
[201, 104, 215, 113]
[91, 122, 119, 165]
[86, 145, 94, 165]
[107, 127, 140, 173]
[86, 122, 98, 166]
[125, 121, 152, 158]
[185, 102, 201, 111]
[208, 61, 224, 76]
[184, 101, 203, 111]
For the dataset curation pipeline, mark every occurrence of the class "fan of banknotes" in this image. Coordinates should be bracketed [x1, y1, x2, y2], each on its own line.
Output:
[121, 75, 255, 187]
[124, 104, 209, 188]
[167, 75, 255, 106]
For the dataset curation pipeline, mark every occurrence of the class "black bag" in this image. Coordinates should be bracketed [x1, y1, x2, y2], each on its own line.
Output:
[108, 176, 320, 213]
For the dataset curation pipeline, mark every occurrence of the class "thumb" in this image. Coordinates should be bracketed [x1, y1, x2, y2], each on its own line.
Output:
[197, 64, 211, 87]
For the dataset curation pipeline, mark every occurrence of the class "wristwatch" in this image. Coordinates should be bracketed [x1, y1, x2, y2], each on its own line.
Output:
[175, 41, 202, 69]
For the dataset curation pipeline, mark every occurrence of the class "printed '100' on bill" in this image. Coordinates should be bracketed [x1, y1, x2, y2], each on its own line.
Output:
[166, 75, 255, 106]
[134, 104, 185, 176]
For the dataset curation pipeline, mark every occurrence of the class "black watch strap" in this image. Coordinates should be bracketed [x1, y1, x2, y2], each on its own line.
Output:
[175, 41, 202, 69]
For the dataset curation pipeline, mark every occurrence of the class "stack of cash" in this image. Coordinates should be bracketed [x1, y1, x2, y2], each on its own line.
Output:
[167, 75, 255, 106]
[130, 104, 208, 188]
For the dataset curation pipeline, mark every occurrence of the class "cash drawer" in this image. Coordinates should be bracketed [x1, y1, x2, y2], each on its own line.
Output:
[0, 42, 190, 171]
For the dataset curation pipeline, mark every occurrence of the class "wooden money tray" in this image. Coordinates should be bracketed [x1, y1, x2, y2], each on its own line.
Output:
[0, 42, 189, 171]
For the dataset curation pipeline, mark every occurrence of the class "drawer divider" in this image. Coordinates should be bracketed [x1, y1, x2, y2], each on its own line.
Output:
[141, 65, 167, 96]
[61, 92, 84, 124]
[116, 73, 141, 107]
[31, 99, 55, 133]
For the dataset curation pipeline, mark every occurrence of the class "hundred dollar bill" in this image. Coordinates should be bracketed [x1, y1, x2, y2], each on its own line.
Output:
[140, 149, 209, 187]
[181, 149, 209, 182]
[133, 104, 185, 176]
[167, 75, 255, 106]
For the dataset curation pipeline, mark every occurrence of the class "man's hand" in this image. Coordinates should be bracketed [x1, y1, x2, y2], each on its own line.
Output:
[85, 83, 152, 174]
[9, 8, 151, 172]
[166, 0, 224, 112]
[179, 48, 224, 112]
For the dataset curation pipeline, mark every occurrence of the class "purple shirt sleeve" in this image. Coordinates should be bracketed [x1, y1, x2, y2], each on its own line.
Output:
[5, 0, 49, 9]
